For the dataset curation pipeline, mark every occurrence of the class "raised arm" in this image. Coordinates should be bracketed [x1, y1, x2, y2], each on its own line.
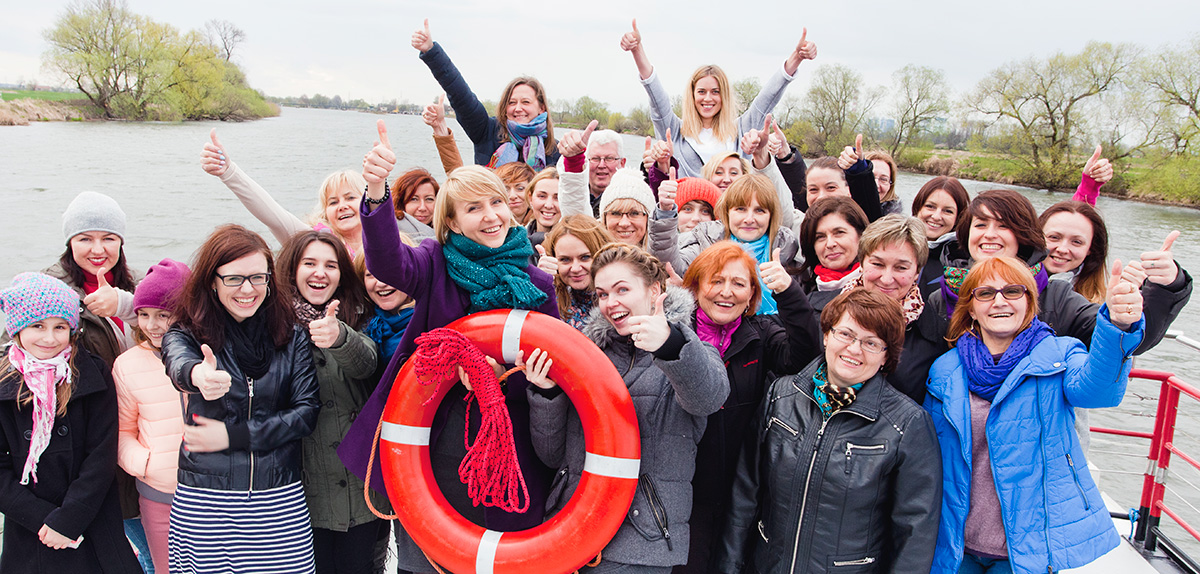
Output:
[201, 129, 310, 244]
[628, 291, 730, 416]
[413, 20, 492, 146]
[736, 29, 815, 136]
[424, 94, 464, 175]
[556, 120, 598, 218]
[743, 116, 796, 229]
[619, 19, 654, 80]
[838, 134, 882, 222]
[1073, 145, 1113, 206]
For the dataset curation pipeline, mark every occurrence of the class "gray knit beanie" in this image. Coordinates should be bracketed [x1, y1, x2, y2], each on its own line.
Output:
[62, 191, 126, 241]
[598, 169, 656, 217]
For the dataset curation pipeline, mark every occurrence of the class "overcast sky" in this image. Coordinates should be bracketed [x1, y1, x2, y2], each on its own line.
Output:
[2, 0, 1197, 114]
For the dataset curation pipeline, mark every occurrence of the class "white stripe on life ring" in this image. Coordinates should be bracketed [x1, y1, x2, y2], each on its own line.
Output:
[476, 529, 503, 574]
[501, 310, 529, 364]
[380, 422, 431, 446]
[584, 452, 641, 479]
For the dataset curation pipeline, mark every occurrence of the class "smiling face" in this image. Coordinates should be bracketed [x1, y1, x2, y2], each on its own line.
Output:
[871, 159, 892, 199]
[363, 268, 410, 312]
[823, 313, 887, 388]
[968, 207, 1019, 261]
[506, 182, 530, 221]
[727, 196, 770, 242]
[805, 167, 851, 207]
[17, 317, 72, 360]
[678, 200, 714, 233]
[594, 262, 660, 336]
[709, 156, 744, 190]
[969, 276, 1031, 351]
[405, 183, 437, 226]
[506, 84, 545, 124]
[324, 183, 362, 236]
[692, 75, 723, 124]
[697, 260, 755, 325]
[528, 179, 560, 232]
[587, 142, 624, 192]
[1042, 211, 1094, 274]
[553, 234, 594, 291]
[213, 251, 270, 322]
[603, 199, 648, 245]
[448, 194, 512, 249]
[814, 214, 859, 271]
[862, 241, 919, 301]
[295, 241, 341, 306]
[136, 308, 174, 349]
[916, 189, 958, 240]
[70, 231, 122, 277]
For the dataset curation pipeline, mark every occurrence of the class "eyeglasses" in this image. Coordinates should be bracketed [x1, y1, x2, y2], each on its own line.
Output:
[588, 156, 623, 165]
[875, 175, 891, 186]
[215, 272, 271, 288]
[971, 284, 1027, 302]
[605, 210, 647, 221]
[829, 326, 887, 354]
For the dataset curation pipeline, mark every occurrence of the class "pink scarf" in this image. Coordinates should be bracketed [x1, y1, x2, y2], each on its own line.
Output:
[696, 307, 741, 357]
[8, 345, 71, 485]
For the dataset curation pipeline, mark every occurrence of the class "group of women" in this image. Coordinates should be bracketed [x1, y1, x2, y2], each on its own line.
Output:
[0, 18, 1192, 574]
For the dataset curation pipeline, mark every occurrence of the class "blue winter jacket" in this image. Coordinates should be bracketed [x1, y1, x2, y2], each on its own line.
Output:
[924, 307, 1144, 574]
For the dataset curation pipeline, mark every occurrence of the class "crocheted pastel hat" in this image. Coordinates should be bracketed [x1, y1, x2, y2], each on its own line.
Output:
[0, 272, 80, 338]
[134, 259, 192, 313]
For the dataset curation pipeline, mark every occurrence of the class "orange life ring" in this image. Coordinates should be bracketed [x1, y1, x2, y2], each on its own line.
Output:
[380, 309, 641, 574]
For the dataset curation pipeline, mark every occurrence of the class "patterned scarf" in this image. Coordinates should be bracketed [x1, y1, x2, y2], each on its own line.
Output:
[842, 277, 925, 325]
[815, 264, 862, 293]
[695, 307, 741, 357]
[956, 317, 1055, 401]
[940, 261, 1048, 316]
[811, 363, 864, 420]
[443, 227, 548, 314]
[292, 297, 326, 327]
[734, 234, 777, 315]
[565, 290, 594, 332]
[8, 344, 71, 485]
[487, 112, 549, 171]
[363, 305, 413, 360]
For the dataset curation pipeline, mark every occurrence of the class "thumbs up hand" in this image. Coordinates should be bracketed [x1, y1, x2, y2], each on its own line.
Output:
[838, 134, 864, 170]
[536, 244, 559, 276]
[620, 18, 642, 52]
[626, 291, 671, 352]
[363, 119, 395, 202]
[412, 18, 433, 53]
[658, 167, 678, 211]
[192, 344, 233, 401]
[201, 129, 229, 177]
[1140, 230, 1181, 286]
[557, 119, 598, 158]
[759, 248, 792, 293]
[1083, 144, 1113, 185]
[784, 27, 818, 75]
[308, 300, 342, 349]
[82, 267, 119, 317]
[423, 94, 449, 136]
[1106, 260, 1143, 330]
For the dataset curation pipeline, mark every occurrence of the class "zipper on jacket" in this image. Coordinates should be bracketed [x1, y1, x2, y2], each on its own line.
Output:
[832, 556, 876, 566]
[1066, 453, 1090, 510]
[639, 474, 672, 551]
[844, 442, 886, 475]
[790, 417, 830, 573]
[248, 377, 255, 495]
[770, 417, 799, 436]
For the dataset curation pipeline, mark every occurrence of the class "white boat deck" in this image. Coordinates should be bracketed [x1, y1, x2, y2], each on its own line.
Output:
[1063, 493, 1181, 574]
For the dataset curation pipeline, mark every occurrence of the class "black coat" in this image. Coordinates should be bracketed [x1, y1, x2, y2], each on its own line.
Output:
[0, 346, 140, 573]
[716, 359, 941, 574]
[161, 324, 320, 491]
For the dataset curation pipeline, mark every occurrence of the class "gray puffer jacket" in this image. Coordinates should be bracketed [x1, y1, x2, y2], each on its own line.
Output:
[528, 287, 729, 568]
[650, 219, 802, 278]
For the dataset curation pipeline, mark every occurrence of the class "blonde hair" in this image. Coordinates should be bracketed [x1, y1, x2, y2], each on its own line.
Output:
[701, 151, 751, 182]
[433, 166, 514, 244]
[715, 173, 781, 250]
[681, 66, 738, 143]
[310, 170, 366, 235]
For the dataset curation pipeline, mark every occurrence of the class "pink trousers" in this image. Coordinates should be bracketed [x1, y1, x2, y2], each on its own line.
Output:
[139, 495, 172, 574]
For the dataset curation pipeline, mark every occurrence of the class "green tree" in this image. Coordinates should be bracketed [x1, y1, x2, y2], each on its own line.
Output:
[802, 63, 884, 154]
[574, 96, 610, 125]
[1139, 35, 1200, 152]
[733, 77, 761, 116]
[887, 65, 950, 156]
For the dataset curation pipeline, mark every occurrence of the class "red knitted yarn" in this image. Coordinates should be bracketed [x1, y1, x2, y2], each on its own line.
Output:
[412, 328, 529, 513]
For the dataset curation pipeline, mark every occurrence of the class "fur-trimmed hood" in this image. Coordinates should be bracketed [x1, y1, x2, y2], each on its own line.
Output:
[582, 286, 696, 348]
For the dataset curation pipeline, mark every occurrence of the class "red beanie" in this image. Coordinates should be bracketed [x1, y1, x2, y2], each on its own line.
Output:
[675, 178, 722, 215]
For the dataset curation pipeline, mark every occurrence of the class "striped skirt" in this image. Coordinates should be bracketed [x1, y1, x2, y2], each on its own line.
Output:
[169, 482, 316, 574]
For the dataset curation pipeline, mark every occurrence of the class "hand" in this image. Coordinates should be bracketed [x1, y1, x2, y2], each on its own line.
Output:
[191, 344, 232, 401]
[423, 94, 448, 136]
[1106, 260, 1143, 330]
[768, 121, 790, 160]
[82, 267, 118, 317]
[38, 524, 74, 550]
[1083, 144, 1113, 185]
[665, 263, 683, 288]
[748, 115, 774, 168]
[516, 348, 556, 390]
[1140, 230, 1180, 286]
[411, 18, 433, 53]
[308, 300, 342, 349]
[784, 27, 817, 75]
[626, 292, 671, 352]
[363, 120, 395, 201]
[184, 415, 230, 453]
[201, 129, 228, 177]
[619, 18, 641, 52]
[651, 129, 674, 173]
[759, 248, 793, 293]
[455, 356, 504, 392]
[658, 167, 678, 211]
[535, 244, 558, 275]
[557, 119, 597, 158]
[838, 134, 863, 170]
[641, 136, 655, 171]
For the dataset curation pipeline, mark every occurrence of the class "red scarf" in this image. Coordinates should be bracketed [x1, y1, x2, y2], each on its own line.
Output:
[814, 262, 860, 283]
[82, 271, 123, 330]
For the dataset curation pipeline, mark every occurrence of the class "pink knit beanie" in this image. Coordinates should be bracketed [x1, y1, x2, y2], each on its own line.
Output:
[133, 259, 192, 313]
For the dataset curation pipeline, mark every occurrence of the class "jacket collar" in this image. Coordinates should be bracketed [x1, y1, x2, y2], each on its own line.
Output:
[927, 336, 1068, 403]
[583, 286, 695, 349]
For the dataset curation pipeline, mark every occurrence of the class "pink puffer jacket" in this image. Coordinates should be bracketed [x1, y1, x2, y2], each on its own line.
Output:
[112, 342, 184, 495]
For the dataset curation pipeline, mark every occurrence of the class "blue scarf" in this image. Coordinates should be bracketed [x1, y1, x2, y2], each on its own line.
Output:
[363, 305, 413, 360]
[956, 317, 1055, 401]
[443, 227, 548, 314]
[488, 112, 548, 171]
[734, 234, 776, 315]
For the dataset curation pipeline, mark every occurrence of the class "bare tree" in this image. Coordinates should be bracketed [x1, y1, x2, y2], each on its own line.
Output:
[801, 63, 884, 154]
[887, 65, 950, 156]
[732, 77, 761, 116]
[1139, 35, 1200, 152]
[205, 19, 245, 61]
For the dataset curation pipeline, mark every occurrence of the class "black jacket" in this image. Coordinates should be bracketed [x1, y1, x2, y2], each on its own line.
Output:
[161, 324, 320, 491]
[0, 347, 140, 573]
[716, 359, 941, 574]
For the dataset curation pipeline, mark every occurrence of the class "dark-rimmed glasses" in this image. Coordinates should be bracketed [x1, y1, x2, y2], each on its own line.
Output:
[215, 273, 271, 288]
[971, 284, 1027, 302]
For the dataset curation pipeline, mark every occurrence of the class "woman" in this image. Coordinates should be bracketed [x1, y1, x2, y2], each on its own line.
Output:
[525, 167, 561, 246]
[797, 196, 870, 311]
[526, 243, 729, 573]
[0, 272, 142, 573]
[677, 242, 821, 574]
[925, 257, 1145, 574]
[340, 128, 560, 573]
[652, 174, 801, 315]
[412, 20, 558, 169]
[559, 164, 657, 247]
[390, 168, 438, 239]
[865, 149, 902, 215]
[201, 131, 368, 253]
[354, 246, 415, 362]
[716, 288, 941, 574]
[161, 224, 320, 574]
[497, 162, 536, 223]
[113, 259, 191, 573]
[702, 151, 748, 191]
[619, 20, 816, 177]
[276, 230, 391, 574]
[912, 176, 970, 299]
[1039, 200, 1108, 303]
[537, 215, 613, 331]
[801, 154, 882, 221]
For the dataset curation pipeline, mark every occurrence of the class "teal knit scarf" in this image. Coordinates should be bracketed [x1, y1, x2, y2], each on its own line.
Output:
[443, 227, 547, 313]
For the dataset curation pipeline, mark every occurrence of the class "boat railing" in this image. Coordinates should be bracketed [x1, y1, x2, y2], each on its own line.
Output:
[1091, 367, 1200, 573]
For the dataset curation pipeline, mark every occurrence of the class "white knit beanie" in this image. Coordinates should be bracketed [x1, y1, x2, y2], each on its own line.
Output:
[598, 169, 656, 217]
[62, 191, 126, 241]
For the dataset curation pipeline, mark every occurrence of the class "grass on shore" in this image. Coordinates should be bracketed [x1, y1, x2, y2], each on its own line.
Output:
[1, 90, 86, 102]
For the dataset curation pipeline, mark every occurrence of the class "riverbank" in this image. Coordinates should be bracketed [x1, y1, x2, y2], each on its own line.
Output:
[0, 98, 92, 125]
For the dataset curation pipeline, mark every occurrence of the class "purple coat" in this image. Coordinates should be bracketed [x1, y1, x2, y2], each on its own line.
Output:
[338, 194, 559, 537]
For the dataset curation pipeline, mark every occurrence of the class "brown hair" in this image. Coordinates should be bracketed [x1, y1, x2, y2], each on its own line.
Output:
[820, 288, 905, 373]
[526, 167, 559, 205]
[807, 156, 847, 182]
[946, 257, 1040, 346]
[955, 189, 1044, 259]
[799, 197, 869, 274]
[495, 77, 556, 152]
[276, 230, 369, 330]
[590, 243, 668, 293]
[1038, 201, 1108, 304]
[911, 176, 969, 227]
[391, 168, 440, 219]
[864, 149, 899, 203]
[683, 241, 762, 316]
[543, 215, 613, 318]
[715, 173, 781, 249]
[174, 224, 294, 349]
[859, 214, 929, 269]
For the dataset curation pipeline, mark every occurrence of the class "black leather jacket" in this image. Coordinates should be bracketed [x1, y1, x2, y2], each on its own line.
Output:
[161, 324, 320, 491]
[716, 359, 941, 574]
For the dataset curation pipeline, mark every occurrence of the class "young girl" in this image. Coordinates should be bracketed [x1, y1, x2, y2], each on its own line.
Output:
[0, 272, 141, 572]
[524, 167, 562, 247]
[113, 259, 191, 574]
[537, 215, 614, 331]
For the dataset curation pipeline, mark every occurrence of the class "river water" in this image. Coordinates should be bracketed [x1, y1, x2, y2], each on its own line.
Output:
[2, 106, 1199, 552]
